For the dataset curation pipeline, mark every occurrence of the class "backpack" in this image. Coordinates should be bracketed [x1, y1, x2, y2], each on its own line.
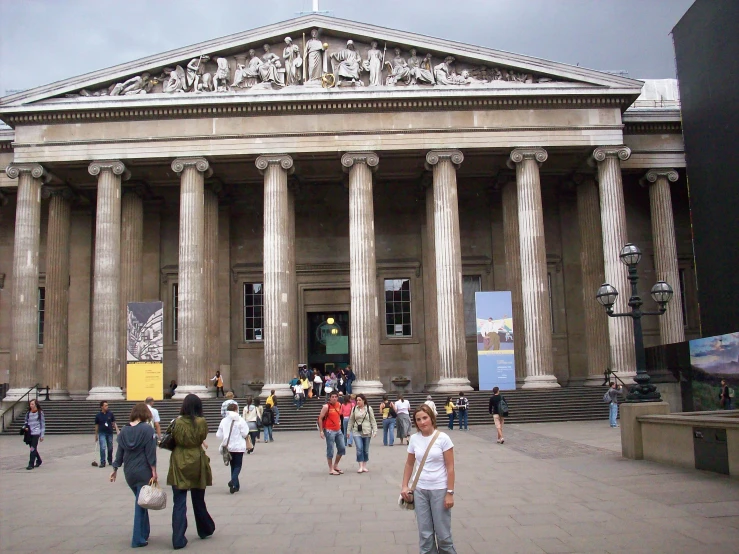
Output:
[261, 408, 274, 427]
[603, 390, 611, 403]
[499, 396, 509, 418]
[730, 388, 735, 399]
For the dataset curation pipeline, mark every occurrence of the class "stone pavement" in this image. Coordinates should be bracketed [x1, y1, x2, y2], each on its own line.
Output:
[1, 421, 737, 554]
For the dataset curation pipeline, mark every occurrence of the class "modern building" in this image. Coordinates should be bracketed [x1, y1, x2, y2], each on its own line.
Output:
[0, 15, 696, 401]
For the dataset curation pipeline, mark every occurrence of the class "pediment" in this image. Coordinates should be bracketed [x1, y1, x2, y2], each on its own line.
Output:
[0, 15, 642, 111]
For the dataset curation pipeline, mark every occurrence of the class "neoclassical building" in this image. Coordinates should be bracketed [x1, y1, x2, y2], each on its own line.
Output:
[0, 16, 695, 401]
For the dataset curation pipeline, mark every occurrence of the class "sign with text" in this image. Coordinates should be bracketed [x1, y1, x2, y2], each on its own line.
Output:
[475, 291, 516, 391]
[126, 302, 164, 400]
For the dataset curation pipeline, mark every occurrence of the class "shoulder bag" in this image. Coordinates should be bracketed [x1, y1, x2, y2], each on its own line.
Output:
[398, 430, 441, 511]
[158, 418, 177, 451]
[137, 478, 167, 510]
[221, 420, 235, 466]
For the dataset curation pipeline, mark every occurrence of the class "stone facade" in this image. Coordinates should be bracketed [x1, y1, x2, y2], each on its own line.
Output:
[0, 16, 698, 399]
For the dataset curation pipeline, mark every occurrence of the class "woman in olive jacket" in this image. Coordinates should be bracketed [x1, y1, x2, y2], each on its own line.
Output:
[167, 394, 215, 549]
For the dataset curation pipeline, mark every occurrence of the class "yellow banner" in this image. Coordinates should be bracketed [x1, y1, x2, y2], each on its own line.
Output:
[126, 362, 163, 401]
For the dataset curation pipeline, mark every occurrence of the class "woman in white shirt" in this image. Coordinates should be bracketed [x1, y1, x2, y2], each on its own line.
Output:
[215, 403, 249, 494]
[242, 397, 260, 453]
[400, 405, 456, 554]
[394, 394, 412, 446]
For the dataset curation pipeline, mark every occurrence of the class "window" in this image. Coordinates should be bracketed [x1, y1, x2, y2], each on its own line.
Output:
[172, 283, 179, 343]
[548, 272, 555, 333]
[678, 268, 687, 327]
[463, 276, 481, 336]
[244, 283, 264, 341]
[384, 279, 412, 337]
[37, 287, 45, 346]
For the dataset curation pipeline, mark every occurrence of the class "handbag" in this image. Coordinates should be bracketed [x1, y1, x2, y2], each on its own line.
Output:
[137, 478, 167, 510]
[398, 430, 440, 511]
[158, 418, 177, 451]
[221, 420, 235, 466]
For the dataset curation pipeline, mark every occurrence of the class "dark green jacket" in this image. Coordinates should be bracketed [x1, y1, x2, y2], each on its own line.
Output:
[166, 416, 213, 489]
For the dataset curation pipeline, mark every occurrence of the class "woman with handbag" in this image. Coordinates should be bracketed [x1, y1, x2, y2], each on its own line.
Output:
[346, 393, 378, 473]
[23, 399, 45, 470]
[216, 403, 249, 494]
[242, 397, 260, 453]
[110, 402, 158, 548]
[167, 394, 215, 549]
[400, 404, 457, 554]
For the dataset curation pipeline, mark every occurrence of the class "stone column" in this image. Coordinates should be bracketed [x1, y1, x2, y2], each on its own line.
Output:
[119, 189, 144, 391]
[644, 168, 685, 345]
[422, 176, 441, 390]
[500, 176, 527, 385]
[256, 155, 295, 397]
[425, 150, 472, 392]
[575, 176, 611, 385]
[204, 185, 220, 390]
[508, 148, 559, 388]
[172, 157, 211, 398]
[88, 160, 128, 400]
[4, 164, 48, 401]
[287, 180, 299, 378]
[342, 152, 385, 394]
[593, 147, 636, 381]
[42, 186, 74, 400]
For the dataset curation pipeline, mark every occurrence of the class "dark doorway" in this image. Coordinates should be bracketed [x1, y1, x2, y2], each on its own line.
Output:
[307, 311, 350, 374]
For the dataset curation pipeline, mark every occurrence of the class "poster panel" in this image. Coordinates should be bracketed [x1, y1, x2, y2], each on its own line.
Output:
[126, 301, 164, 400]
[689, 332, 739, 410]
[475, 291, 516, 390]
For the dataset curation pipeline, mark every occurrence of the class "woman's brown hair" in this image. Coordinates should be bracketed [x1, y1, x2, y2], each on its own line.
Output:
[130, 402, 152, 423]
[412, 404, 437, 429]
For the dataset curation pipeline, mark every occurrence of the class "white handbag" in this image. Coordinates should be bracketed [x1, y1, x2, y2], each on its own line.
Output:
[137, 478, 167, 510]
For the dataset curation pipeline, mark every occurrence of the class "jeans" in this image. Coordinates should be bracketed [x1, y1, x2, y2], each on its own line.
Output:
[28, 435, 42, 467]
[353, 434, 371, 463]
[458, 410, 468, 430]
[447, 413, 455, 430]
[130, 484, 150, 547]
[324, 429, 346, 459]
[263, 425, 273, 442]
[342, 417, 354, 446]
[383, 417, 396, 446]
[171, 487, 215, 549]
[99, 434, 114, 465]
[346, 380, 353, 394]
[230, 452, 244, 490]
[609, 402, 618, 427]
[273, 406, 280, 424]
[415, 488, 456, 554]
[294, 395, 304, 408]
[313, 383, 322, 398]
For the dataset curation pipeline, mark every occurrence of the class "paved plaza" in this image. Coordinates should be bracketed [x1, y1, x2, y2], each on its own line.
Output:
[1, 421, 738, 554]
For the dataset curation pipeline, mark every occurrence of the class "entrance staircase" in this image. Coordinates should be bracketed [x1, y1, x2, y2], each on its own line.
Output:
[3, 387, 610, 435]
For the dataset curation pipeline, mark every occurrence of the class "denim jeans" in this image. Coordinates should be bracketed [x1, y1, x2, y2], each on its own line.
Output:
[415, 488, 456, 554]
[272, 406, 280, 424]
[609, 402, 618, 427]
[294, 395, 304, 408]
[353, 434, 371, 462]
[342, 417, 354, 446]
[99, 434, 114, 465]
[130, 484, 150, 547]
[458, 410, 468, 430]
[383, 417, 396, 445]
[324, 429, 346, 459]
[171, 487, 215, 549]
[263, 425, 273, 442]
[447, 413, 455, 430]
[346, 380, 353, 394]
[230, 452, 244, 490]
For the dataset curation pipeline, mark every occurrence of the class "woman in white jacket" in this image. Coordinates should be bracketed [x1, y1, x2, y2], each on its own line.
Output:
[216, 403, 249, 494]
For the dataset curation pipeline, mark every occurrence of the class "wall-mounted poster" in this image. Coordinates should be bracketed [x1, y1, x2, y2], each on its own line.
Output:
[475, 291, 515, 390]
[126, 302, 164, 400]
[689, 332, 739, 410]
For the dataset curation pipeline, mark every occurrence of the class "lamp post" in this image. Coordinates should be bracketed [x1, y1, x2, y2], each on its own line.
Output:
[596, 243, 674, 402]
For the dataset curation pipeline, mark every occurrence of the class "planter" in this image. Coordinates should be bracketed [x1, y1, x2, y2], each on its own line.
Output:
[391, 378, 410, 388]
[247, 382, 264, 392]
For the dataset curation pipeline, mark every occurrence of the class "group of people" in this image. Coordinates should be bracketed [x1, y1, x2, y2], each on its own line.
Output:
[290, 365, 356, 407]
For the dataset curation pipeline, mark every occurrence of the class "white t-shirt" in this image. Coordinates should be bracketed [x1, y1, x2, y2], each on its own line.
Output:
[407, 431, 454, 490]
[395, 399, 411, 415]
[147, 406, 160, 424]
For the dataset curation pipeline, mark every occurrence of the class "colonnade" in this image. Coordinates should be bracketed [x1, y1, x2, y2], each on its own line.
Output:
[3, 147, 684, 400]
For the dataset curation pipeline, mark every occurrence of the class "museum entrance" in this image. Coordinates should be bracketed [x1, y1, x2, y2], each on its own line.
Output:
[307, 311, 350, 375]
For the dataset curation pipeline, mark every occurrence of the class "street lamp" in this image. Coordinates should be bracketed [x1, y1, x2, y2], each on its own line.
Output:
[596, 243, 674, 402]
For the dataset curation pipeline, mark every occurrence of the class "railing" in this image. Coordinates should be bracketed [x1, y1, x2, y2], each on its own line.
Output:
[1, 383, 40, 433]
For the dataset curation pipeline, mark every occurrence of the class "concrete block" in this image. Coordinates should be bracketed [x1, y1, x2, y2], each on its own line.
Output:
[620, 401, 670, 459]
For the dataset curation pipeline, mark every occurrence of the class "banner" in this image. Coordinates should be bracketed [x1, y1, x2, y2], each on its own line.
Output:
[126, 301, 164, 400]
[475, 291, 516, 390]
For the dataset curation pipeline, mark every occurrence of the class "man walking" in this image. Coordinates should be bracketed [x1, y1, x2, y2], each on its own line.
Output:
[94, 401, 119, 468]
[318, 391, 345, 475]
[145, 397, 161, 440]
[606, 382, 623, 427]
[488, 387, 506, 444]
[456, 392, 469, 430]
[220, 391, 238, 417]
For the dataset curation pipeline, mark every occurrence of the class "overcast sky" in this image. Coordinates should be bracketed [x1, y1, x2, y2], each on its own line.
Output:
[0, 0, 694, 95]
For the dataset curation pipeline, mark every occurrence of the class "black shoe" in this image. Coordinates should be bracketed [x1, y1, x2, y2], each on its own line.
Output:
[133, 542, 148, 548]
[99, 463, 106, 468]
[228, 480, 232, 488]
[35, 460, 42, 467]
[229, 484, 236, 494]
[26, 464, 34, 470]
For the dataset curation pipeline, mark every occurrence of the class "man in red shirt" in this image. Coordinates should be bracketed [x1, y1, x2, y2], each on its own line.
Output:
[318, 391, 346, 475]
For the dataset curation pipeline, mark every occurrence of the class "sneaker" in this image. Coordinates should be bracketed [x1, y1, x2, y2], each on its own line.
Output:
[500, 438, 505, 444]
[99, 463, 106, 468]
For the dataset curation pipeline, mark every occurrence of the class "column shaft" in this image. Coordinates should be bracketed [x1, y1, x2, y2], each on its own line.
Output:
[43, 189, 72, 399]
[594, 147, 636, 380]
[343, 152, 384, 393]
[119, 191, 144, 390]
[5, 164, 45, 401]
[423, 181, 441, 389]
[204, 188, 220, 388]
[576, 178, 611, 384]
[646, 169, 685, 344]
[287, 184, 298, 378]
[510, 149, 558, 388]
[88, 161, 127, 400]
[426, 150, 471, 392]
[501, 179, 527, 384]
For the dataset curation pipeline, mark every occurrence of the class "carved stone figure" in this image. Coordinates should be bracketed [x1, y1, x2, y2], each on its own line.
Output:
[283, 37, 302, 86]
[386, 47, 411, 86]
[410, 52, 435, 85]
[305, 29, 325, 83]
[186, 55, 211, 91]
[109, 73, 153, 95]
[331, 40, 364, 86]
[244, 49, 262, 87]
[258, 44, 285, 86]
[213, 58, 230, 92]
[365, 41, 384, 86]
[231, 61, 248, 88]
[163, 66, 187, 93]
[434, 56, 458, 85]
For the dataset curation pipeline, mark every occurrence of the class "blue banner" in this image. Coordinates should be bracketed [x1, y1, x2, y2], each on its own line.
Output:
[475, 291, 516, 390]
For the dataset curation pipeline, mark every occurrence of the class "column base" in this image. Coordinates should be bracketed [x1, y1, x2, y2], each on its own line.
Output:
[86, 386, 125, 401]
[352, 380, 386, 395]
[2, 388, 44, 403]
[430, 378, 473, 393]
[259, 384, 293, 398]
[584, 375, 609, 387]
[172, 385, 214, 399]
[521, 375, 561, 389]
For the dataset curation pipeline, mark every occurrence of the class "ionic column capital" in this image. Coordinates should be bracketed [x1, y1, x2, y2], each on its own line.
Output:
[88, 160, 130, 180]
[255, 154, 294, 175]
[171, 157, 211, 177]
[41, 185, 76, 201]
[508, 147, 548, 168]
[642, 168, 679, 185]
[341, 152, 379, 173]
[425, 149, 463, 169]
[6, 163, 51, 183]
[592, 146, 631, 163]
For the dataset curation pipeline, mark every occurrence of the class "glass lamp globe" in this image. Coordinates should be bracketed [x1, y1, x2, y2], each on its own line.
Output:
[596, 283, 618, 308]
[650, 281, 674, 306]
[619, 243, 642, 266]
